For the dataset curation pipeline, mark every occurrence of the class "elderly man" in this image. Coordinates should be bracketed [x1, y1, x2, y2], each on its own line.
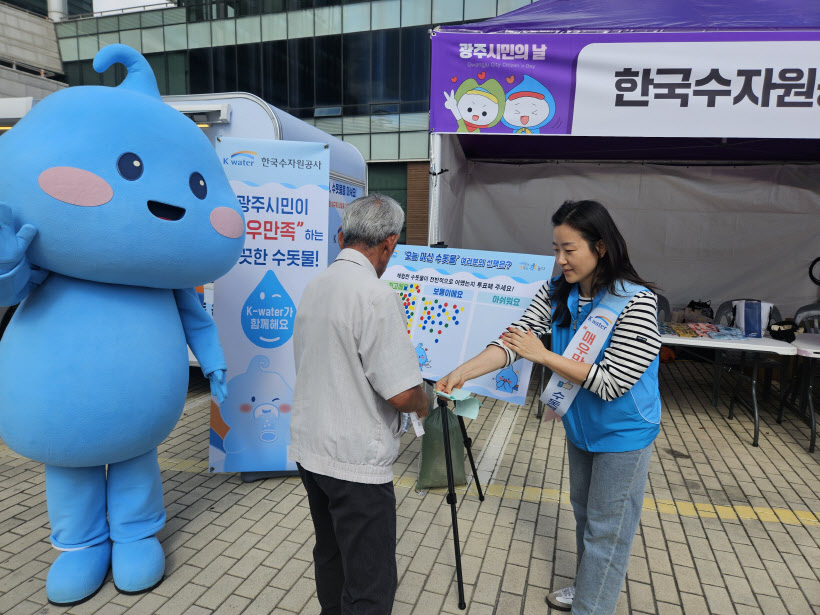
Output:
[290, 193, 428, 615]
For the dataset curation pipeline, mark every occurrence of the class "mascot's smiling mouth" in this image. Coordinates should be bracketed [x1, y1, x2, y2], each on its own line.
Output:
[148, 200, 186, 221]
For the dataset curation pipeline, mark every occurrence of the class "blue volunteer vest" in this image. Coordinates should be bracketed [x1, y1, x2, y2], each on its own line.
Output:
[551, 279, 661, 452]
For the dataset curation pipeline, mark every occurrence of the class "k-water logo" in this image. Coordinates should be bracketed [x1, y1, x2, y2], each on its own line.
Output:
[223, 150, 257, 166]
[590, 315, 612, 331]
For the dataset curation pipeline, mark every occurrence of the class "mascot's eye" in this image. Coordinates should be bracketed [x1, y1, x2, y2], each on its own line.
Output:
[189, 172, 207, 200]
[117, 153, 143, 180]
[482, 111, 487, 117]
[467, 107, 472, 112]
[251, 396, 256, 403]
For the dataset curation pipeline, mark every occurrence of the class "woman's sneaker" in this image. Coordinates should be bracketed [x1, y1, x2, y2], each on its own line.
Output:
[545, 585, 575, 611]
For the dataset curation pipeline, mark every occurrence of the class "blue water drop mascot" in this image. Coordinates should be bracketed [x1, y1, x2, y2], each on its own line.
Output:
[0, 45, 245, 605]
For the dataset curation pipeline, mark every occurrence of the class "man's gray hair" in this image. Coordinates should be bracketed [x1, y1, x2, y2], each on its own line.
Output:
[342, 193, 405, 249]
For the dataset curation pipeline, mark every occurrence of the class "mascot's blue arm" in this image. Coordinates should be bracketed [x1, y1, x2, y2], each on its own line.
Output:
[0, 258, 48, 307]
[0, 203, 46, 306]
[174, 287, 228, 402]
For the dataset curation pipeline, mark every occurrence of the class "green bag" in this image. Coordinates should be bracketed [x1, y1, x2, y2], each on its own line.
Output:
[416, 401, 466, 491]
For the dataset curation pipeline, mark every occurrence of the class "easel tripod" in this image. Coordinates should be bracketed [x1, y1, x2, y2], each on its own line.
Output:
[423, 379, 485, 611]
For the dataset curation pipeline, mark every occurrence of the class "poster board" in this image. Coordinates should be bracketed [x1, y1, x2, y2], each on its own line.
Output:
[210, 138, 329, 473]
[382, 246, 554, 406]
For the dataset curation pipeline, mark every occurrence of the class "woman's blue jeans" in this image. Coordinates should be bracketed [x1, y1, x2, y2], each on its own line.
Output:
[567, 439, 653, 615]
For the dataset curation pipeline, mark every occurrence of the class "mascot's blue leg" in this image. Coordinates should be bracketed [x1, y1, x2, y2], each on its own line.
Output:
[45, 465, 112, 606]
[107, 448, 167, 594]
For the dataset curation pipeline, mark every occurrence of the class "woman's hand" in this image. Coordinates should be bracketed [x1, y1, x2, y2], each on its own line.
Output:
[435, 369, 466, 395]
[501, 327, 548, 365]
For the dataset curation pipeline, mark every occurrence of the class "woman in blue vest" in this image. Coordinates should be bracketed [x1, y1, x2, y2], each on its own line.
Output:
[437, 200, 661, 614]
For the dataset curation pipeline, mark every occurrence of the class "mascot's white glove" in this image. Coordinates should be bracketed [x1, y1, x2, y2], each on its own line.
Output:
[0, 203, 38, 274]
[207, 369, 228, 403]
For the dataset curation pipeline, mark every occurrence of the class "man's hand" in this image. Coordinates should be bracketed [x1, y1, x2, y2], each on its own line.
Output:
[387, 384, 428, 418]
[0, 203, 37, 273]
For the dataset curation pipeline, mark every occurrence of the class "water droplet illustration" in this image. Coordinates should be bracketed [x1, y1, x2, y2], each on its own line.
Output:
[241, 271, 296, 348]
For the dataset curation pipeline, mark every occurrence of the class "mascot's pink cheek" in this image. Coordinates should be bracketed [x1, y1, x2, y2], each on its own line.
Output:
[279, 404, 291, 413]
[38, 167, 114, 207]
[239, 403, 252, 413]
[210, 207, 244, 238]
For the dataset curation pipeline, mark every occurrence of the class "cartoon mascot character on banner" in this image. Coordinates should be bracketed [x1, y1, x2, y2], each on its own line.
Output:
[0, 45, 244, 605]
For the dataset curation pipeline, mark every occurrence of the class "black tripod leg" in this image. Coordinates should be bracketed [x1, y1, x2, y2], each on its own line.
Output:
[458, 416, 484, 502]
[439, 400, 467, 611]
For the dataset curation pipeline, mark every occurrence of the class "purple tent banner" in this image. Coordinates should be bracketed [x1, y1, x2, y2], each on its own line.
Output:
[430, 31, 820, 139]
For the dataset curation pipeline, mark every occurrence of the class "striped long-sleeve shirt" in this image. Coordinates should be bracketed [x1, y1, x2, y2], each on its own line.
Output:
[489, 283, 661, 402]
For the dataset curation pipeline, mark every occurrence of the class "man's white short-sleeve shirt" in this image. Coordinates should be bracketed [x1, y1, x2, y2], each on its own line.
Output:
[289, 248, 422, 484]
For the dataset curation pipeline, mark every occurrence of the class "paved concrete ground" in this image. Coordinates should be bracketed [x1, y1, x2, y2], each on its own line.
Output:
[1, 360, 818, 615]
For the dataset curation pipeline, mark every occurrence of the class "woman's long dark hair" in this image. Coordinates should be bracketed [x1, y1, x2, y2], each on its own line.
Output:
[549, 200, 657, 327]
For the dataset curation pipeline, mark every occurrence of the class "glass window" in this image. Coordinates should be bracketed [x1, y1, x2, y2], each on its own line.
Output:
[342, 2, 369, 33]
[401, 0, 430, 27]
[186, 3, 210, 23]
[55, 22, 77, 38]
[142, 27, 165, 54]
[400, 131, 428, 159]
[236, 0, 262, 16]
[188, 48, 213, 93]
[399, 113, 428, 131]
[371, 29, 399, 103]
[371, 0, 399, 30]
[498, 0, 529, 15]
[400, 26, 429, 102]
[288, 9, 314, 38]
[343, 32, 370, 106]
[59, 38, 79, 63]
[211, 19, 236, 46]
[77, 36, 99, 61]
[400, 101, 427, 113]
[140, 11, 163, 28]
[119, 29, 142, 52]
[465, 0, 495, 20]
[163, 8, 187, 24]
[262, 40, 288, 107]
[64, 61, 81, 86]
[99, 33, 119, 48]
[261, 13, 287, 40]
[315, 6, 342, 36]
[188, 22, 212, 48]
[315, 35, 342, 107]
[342, 113, 370, 134]
[287, 0, 313, 8]
[237, 43, 263, 98]
[167, 51, 188, 95]
[164, 24, 187, 51]
[432, 0, 462, 23]
[213, 45, 237, 92]
[145, 53, 168, 94]
[118, 14, 141, 30]
[314, 117, 342, 136]
[97, 16, 119, 33]
[287, 37, 314, 108]
[237, 16, 262, 43]
[80, 60, 101, 85]
[262, 0, 286, 13]
[76, 19, 97, 36]
[343, 134, 370, 161]
[371, 113, 399, 133]
[368, 162, 407, 239]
